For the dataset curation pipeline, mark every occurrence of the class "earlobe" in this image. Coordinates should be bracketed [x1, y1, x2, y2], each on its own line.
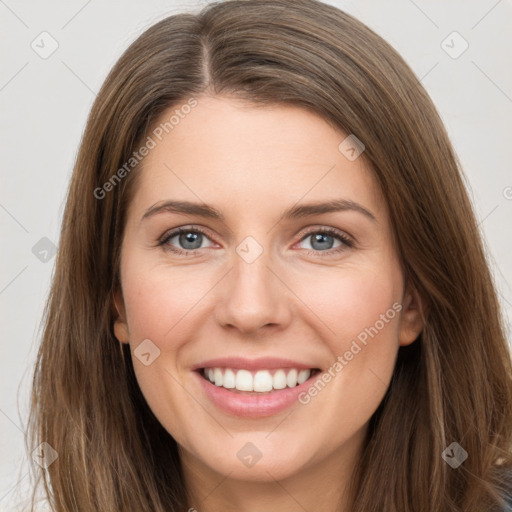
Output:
[112, 289, 130, 344]
[398, 287, 425, 346]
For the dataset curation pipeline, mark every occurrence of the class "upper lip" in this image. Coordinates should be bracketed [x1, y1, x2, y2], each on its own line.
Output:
[191, 357, 319, 371]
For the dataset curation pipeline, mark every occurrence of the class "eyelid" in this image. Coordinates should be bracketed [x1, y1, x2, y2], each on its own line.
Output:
[295, 225, 354, 244]
[158, 225, 217, 246]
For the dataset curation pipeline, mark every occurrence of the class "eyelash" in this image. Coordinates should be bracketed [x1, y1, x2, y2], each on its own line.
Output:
[157, 226, 354, 257]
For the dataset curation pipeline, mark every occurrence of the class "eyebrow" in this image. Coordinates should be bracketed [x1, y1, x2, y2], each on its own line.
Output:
[141, 198, 376, 223]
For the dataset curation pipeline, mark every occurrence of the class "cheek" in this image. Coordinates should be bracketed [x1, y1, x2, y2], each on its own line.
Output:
[292, 263, 401, 348]
[292, 265, 402, 416]
[121, 261, 213, 347]
[119, 262, 209, 438]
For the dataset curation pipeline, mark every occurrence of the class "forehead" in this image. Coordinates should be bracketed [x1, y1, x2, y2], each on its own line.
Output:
[129, 95, 385, 223]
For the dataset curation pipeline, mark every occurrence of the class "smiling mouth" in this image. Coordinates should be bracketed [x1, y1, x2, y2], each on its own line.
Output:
[197, 367, 322, 394]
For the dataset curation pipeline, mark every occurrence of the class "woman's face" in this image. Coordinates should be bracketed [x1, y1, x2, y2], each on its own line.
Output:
[114, 95, 423, 484]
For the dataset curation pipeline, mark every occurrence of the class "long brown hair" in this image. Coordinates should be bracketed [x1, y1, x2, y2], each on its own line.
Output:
[26, 0, 512, 510]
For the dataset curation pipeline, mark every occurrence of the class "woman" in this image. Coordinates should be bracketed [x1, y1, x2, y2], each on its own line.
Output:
[27, 0, 512, 510]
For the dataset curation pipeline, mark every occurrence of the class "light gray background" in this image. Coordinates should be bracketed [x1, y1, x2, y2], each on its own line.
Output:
[1, 0, 511, 509]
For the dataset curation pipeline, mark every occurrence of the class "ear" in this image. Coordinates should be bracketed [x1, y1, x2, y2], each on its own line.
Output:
[398, 285, 425, 346]
[112, 288, 130, 344]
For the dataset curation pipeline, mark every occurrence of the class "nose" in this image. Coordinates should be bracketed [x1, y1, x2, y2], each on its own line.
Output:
[214, 247, 292, 335]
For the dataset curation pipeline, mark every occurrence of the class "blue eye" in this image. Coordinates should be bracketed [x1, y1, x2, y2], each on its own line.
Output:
[158, 226, 354, 256]
[297, 228, 354, 255]
[158, 227, 214, 255]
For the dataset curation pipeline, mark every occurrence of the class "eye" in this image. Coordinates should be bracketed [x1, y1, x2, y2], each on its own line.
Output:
[157, 225, 354, 257]
[158, 226, 215, 255]
[296, 227, 354, 255]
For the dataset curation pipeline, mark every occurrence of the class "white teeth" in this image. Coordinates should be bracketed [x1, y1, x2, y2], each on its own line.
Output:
[223, 368, 236, 389]
[214, 368, 223, 386]
[272, 369, 287, 390]
[253, 370, 273, 392]
[297, 369, 311, 384]
[203, 367, 315, 392]
[286, 369, 298, 388]
[235, 369, 253, 391]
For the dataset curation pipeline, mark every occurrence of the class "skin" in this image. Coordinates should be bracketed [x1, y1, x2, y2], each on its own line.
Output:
[113, 95, 424, 512]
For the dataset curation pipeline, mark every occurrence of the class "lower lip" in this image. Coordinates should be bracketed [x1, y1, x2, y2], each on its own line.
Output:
[194, 370, 317, 418]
